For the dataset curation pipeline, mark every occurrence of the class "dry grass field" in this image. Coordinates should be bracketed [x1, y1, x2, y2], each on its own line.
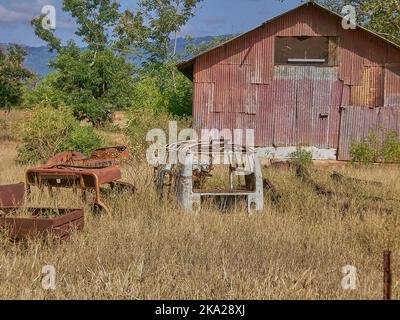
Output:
[0, 111, 399, 300]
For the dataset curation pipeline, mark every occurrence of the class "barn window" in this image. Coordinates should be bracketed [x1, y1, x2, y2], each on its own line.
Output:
[275, 36, 337, 66]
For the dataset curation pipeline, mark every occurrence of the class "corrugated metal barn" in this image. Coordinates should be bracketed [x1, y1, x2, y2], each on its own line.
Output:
[178, 1, 400, 160]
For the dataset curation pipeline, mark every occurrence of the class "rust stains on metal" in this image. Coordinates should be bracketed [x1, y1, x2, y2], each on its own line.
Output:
[154, 140, 265, 214]
[338, 29, 366, 86]
[47, 146, 130, 167]
[338, 107, 400, 160]
[263, 178, 281, 204]
[0, 183, 25, 207]
[26, 164, 127, 215]
[272, 4, 338, 37]
[248, 27, 274, 85]
[0, 183, 85, 240]
[384, 64, 400, 107]
[383, 251, 392, 300]
[47, 151, 87, 166]
[0, 207, 84, 241]
[214, 64, 252, 113]
[254, 84, 274, 146]
[271, 66, 342, 149]
[26, 146, 134, 215]
[89, 146, 130, 163]
[350, 67, 384, 107]
[178, 1, 400, 75]
[180, 1, 400, 160]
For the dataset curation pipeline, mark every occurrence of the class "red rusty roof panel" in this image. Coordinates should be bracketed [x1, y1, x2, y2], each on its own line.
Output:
[272, 4, 337, 37]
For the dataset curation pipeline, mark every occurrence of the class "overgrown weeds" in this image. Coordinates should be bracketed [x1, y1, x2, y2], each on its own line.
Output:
[125, 109, 192, 156]
[16, 105, 104, 164]
[351, 129, 400, 163]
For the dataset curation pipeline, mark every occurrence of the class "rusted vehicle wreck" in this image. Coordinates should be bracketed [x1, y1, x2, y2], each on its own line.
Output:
[25, 146, 135, 215]
[0, 183, 84, 240]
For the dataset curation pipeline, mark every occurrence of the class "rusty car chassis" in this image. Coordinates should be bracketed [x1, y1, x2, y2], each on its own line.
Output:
[25, 146, 135, 215]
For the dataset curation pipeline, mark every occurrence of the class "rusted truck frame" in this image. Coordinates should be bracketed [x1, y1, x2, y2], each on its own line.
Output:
[26, 146, 134, 215]
[25, 164, 134, 215]
[154, 140, 264, 214]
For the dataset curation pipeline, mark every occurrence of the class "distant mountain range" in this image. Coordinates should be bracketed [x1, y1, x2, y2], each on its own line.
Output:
[1, 36, 225, 76]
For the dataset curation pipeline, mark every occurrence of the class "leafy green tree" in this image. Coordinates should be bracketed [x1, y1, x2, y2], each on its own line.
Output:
[362, 0, 400, 45]
[118, 0, 204, 118]
[30, 0, 145, 126]
[0, 45, 33, 116]
[318, 0, 400, 44]
[138, 0, 203, 93]
[133, 61, 192, 116]
[139, 0, 203, 63]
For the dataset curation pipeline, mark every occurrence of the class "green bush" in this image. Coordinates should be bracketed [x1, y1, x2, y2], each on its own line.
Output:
[125, 109, 192, 156]
[381, 131, 400, 162]
[22, 72, 66, 109]
[62, 125, 104, 156]
[132, 62, 193, 117]
[290, 147, 313, 166]
[350, 142, 379, 164]
[24, 47, 136, 127]
[350, 130, 400, 163]
[289, 147, 313, 179]
[17, 105, 104, 164]
[132, 76, 165, 112]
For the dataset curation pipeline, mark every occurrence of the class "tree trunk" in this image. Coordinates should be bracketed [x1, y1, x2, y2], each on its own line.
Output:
[171, 0, 181, 94]
[172, 29, 178, 93]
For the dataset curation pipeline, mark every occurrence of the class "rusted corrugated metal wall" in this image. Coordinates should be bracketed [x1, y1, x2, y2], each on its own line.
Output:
[350, 67, 384, 107]
[384, 64, 400, 107]
[338, 107, 400, 160]
[191, 3, 400, 157]
[264, 66, 342, 149]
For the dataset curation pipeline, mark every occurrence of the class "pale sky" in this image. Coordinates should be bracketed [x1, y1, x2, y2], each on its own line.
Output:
[0, 0, 305, 46]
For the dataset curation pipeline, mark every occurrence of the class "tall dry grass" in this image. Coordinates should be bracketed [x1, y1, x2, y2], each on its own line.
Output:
[0, 112, 399, 300]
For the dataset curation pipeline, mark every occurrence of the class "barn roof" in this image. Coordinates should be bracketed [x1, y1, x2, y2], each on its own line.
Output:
[177, 0, 400, 80]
